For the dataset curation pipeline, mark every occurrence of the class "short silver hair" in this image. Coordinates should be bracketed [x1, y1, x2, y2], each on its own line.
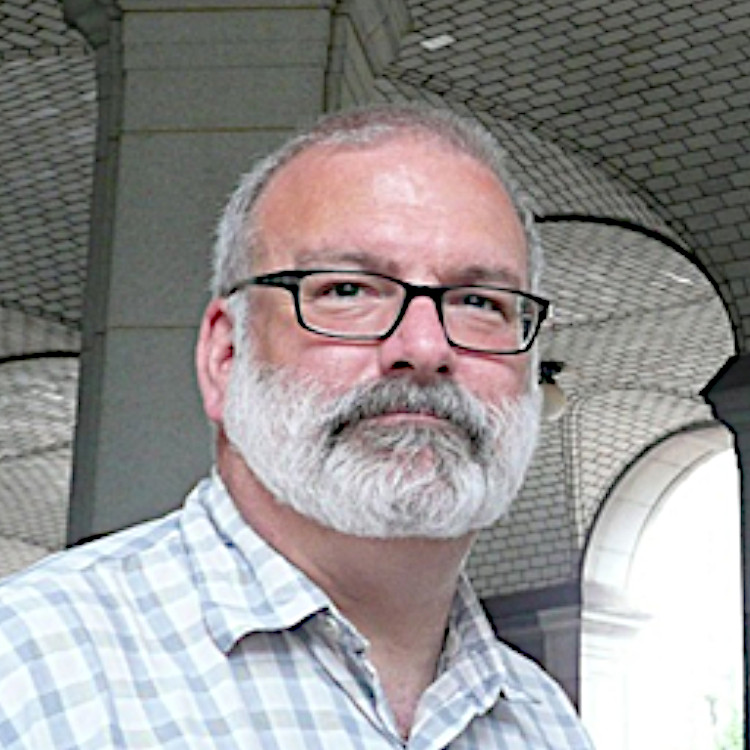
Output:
[211, 102, 542, 299]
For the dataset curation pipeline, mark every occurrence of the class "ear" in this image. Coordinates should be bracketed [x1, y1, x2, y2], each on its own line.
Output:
[196, 298, 236, 424]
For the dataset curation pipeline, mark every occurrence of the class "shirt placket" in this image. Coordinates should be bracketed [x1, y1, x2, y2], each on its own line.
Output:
[304, 613, 406, 748]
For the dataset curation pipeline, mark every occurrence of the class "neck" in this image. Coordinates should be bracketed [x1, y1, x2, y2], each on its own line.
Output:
[310, 534, 468, 739]
[218, 444, 474, 736]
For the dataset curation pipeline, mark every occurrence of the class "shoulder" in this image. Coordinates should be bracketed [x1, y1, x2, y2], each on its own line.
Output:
[0, 510, 188, 670]
[497, 639, 571, 702]
[0, 509, 183, 635]
[1, 509, 182, 599]
[492, 641, 594, 747]
[448, 580, 593, 746]
[0, 512, 191, 747]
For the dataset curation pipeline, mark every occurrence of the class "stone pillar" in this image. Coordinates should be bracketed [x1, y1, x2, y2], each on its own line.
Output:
[580, 587, 650, 750]
[538, 605, 582, 707]
[62, 0, 408, 543]
[702, 352, 750, 750]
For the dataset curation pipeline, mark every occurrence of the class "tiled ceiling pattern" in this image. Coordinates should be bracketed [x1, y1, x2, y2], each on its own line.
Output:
[0, 1, 743, 594]
[0, 357, 76, 553]
[0, 0, 88, 573]
[0, 1, 92, 329]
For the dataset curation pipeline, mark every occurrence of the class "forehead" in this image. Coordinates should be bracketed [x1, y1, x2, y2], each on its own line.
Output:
[252, 135, 528, 283]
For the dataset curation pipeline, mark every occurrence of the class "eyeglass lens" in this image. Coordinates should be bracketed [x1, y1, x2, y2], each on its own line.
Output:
[297, 272, 539, 353]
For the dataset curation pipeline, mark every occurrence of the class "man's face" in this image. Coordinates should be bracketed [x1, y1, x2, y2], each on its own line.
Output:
[221, 135, 541, 539]
[247, 135, 532, 403]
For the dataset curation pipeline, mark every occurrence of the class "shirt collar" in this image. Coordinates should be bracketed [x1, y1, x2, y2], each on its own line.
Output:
[181, 473, 331, 653]
[444, 575, 542, 704]
[181, 473, 540, 704]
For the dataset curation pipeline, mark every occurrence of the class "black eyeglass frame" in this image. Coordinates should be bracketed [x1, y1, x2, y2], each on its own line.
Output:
[222, 269, 550, 355]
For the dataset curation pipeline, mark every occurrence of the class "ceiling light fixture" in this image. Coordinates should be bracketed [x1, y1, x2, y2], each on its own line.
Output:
[540, 360, 567, 422]
[661, 270, 694, 286]
[420, 33, 456, 51]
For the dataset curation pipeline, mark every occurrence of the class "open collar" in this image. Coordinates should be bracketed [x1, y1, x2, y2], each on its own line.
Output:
[181, 473, 331, 653]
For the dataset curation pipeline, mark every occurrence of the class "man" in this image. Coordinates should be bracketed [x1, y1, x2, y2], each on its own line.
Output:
[0, 104, 594, 748]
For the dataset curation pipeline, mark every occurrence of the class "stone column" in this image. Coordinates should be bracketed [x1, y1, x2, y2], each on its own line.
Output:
[702, 352, 750, 749]
[62, 0, 408, 543]
[580, 588, 650, 750]
[538, 605, 583, 707]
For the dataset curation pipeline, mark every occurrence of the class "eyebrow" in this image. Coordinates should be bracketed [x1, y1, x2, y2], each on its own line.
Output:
[293, 250, 525, 288]
[455, 265, 525, 289]
[294, 249, 400, 275]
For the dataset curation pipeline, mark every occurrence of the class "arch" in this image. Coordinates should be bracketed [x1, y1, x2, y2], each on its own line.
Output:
[0, 353, 79, 576]
[580, 424, 734, 749]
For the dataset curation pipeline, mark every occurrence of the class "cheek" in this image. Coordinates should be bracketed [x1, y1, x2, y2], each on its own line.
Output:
[251, 313, 382, 386]
[246, 292, 379, 384]
[247, 298, 303, 365]
[297, 344, 383, 389]
[460, 354, 533, 403]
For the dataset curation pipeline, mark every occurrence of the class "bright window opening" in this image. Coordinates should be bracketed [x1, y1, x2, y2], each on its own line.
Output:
[626, 450, 743, 750]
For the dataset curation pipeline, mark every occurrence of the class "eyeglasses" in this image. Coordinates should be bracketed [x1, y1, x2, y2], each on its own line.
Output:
[223, 269, 550, 355]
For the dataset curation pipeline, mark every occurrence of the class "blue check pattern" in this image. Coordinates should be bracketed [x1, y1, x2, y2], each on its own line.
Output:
[0, 475, 594, 749]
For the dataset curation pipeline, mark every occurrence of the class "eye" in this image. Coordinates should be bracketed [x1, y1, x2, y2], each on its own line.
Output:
[325, 281, 365, 298]
[304, 274, 388, 305]
[462, 293, 502, 312]
[457, 291, 513, 319]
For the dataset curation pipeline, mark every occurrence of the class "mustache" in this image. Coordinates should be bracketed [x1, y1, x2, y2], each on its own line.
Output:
[324, 378, 493, 454]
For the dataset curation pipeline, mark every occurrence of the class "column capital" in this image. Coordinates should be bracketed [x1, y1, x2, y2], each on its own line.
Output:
[62, 0, 121, 48]
[702, 353, 750, 432]
[327, 0, 410, 107]
[62, 0, 341, 49]
[120, 0, 336, 7]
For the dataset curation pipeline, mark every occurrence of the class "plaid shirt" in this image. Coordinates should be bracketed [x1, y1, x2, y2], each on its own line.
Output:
[0, 475, 593, 749]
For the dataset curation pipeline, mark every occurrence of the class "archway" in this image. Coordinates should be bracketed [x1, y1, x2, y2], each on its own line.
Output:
[627, 448, 742, 749]
[580, 425, 739, 749]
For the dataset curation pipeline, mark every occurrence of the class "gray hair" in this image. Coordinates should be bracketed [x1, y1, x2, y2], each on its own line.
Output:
[211, 102, 542, 300]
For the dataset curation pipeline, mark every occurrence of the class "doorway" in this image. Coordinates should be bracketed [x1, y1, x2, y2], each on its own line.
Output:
[580, 426, 742, 750]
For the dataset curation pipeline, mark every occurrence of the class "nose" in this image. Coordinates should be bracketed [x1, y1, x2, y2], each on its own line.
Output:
[377, 295, 456, 382]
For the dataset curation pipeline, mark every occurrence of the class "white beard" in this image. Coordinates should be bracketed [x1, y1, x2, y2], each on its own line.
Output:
[223, 346, 541, 539]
